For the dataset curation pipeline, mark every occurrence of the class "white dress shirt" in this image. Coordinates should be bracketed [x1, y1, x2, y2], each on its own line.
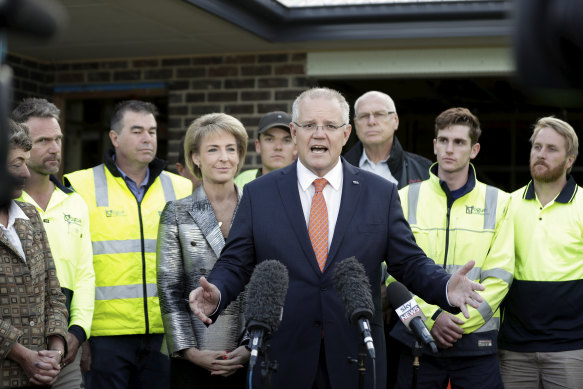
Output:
[358, 149, 398, 185]
[297, 158, 343, 249]
[0, 200, 29, 261]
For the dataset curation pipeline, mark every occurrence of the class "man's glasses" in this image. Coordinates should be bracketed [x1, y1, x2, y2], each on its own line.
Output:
[293, 122, 346, 132]
[355, 111, 395, 122]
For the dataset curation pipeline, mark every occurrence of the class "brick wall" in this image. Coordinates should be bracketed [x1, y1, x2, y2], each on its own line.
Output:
[6, 52, 313, 170]
[7, 54, 55, 101]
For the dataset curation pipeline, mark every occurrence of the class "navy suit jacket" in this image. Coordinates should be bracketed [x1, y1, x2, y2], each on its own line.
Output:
[209, 159, 453, 389]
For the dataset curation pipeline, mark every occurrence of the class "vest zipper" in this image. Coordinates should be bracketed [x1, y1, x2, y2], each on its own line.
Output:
[137, 200, 150, 335]
[443, 204, 451, 270]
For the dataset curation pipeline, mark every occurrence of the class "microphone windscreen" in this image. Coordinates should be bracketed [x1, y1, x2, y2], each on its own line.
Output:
[1, 0, 66, 38]
[244, 260, 289, 333]
[386, 281, 414, 309]
[333, 256, 374, 324]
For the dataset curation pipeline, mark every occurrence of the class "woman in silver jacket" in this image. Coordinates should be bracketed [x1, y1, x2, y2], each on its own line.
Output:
[157, 113, 249, 388]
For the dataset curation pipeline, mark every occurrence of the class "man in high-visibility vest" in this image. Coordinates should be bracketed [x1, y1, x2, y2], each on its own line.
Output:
[65, 100, 192, 389]
[498, 117, 583, 388]
[13, 98, 95, 389]
[389, 108, 514, 389]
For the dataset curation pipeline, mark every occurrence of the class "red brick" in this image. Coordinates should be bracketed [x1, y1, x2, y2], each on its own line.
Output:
[208, 67, 238, 77]
[274, 64, 304, 75]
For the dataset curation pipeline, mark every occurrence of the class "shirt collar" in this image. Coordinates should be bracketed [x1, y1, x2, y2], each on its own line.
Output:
[50, 174, 73, 194]
[1, 201, 29, 229]
[523, 175, 579, 203]
[359, 148, 389, 168]
[115, 162, 150, 188]
[297, 158, 343, 192]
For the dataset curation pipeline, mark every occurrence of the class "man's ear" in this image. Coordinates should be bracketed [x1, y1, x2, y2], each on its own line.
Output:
[290, 123, 297, 144]
[109, 130, 119, 147]
[255, 138, 261, 153]
[470, 143, 481, 159]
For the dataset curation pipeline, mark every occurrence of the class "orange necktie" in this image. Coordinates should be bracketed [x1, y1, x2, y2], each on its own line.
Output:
[309, 178, 329, 272]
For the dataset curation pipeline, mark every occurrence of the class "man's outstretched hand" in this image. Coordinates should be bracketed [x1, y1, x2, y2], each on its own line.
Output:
[447, 260, 485, 319]
[189, 277, 220, 325]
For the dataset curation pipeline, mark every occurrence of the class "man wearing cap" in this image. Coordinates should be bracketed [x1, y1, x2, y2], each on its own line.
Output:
[234, 111, 296, 188]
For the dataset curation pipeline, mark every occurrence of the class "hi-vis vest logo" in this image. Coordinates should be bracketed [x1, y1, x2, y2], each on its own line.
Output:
[64, 213, 82, 227]
[105, 209, 127, 217]
[465, 205, 486, 215]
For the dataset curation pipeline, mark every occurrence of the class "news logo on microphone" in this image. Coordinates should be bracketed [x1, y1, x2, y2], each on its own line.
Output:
[395, 298, 426, 325]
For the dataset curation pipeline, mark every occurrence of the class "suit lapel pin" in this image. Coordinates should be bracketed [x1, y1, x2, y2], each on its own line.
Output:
[352, 180, 359, 185]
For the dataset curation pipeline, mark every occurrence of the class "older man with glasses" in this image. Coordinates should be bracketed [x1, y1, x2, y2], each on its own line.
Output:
[344, 90, 433, 389]
[344, 91, 431, 189]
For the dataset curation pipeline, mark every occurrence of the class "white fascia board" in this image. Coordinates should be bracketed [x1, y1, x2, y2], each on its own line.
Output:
[307, 47, 514, 78]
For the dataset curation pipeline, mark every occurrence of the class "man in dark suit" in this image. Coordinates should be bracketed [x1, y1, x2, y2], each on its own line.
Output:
[189, 87, 484, 389]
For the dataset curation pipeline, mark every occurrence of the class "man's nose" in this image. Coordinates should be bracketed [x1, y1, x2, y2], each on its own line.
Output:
[313, 126, 326, 137]
[365, 113, 377, 125]
[142, 132, 156, 144]
[48, 140, 60, 153]
[20, 165, 31, 179]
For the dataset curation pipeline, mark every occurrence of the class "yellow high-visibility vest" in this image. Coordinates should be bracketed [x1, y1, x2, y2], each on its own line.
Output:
[390, 164, 514, 335]
[65, 163, 192, 336]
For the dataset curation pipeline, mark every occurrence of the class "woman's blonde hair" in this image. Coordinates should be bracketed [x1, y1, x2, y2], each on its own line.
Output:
[184, 113, 248, 179]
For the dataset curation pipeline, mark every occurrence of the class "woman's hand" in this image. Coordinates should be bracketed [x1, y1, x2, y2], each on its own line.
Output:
[183, 347, 225, 372]
[210, 345, 250, 377]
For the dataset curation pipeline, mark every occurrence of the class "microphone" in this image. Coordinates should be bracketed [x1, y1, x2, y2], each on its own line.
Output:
[386, 281, 438, 353]
[333, 256, 376, 359]
[0, 0, 66, 38]
[244, 260, 289, 369]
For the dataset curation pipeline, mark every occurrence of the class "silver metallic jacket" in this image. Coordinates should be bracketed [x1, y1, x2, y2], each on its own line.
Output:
[157, 184, 246, 356]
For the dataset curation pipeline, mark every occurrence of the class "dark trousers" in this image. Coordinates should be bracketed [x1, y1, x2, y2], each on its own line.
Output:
[170, 356, 246, 389]
[86, 334, 169, 389]
[385, 312, 405, 389]
[395, 350, 504, 389]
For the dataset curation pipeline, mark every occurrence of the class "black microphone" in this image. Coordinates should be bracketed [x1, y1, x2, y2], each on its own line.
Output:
[244, 260, 289, 369]
[0, 0, 66, 38]
[333, 256, 376, 359]
[386, 281, 438, 353]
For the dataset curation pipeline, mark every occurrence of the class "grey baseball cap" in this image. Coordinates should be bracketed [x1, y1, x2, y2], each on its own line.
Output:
[258, 111, 292, 135]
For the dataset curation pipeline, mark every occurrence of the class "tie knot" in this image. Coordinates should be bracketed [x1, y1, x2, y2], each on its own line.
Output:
[313, 178, 328, 193]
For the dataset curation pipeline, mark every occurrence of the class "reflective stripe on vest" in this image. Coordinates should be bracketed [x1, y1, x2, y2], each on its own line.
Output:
[92, 239, 157, 256]
[95, 283, 158, 301]
[475, 316, 500, 333]
[159, 172, 177, 202]
[407, 182, 499, 230]
[407, 182, 422, 225]
[484, 185, 498, 230]
[93, 165, 109, 207]
[92, 165, 177, 207]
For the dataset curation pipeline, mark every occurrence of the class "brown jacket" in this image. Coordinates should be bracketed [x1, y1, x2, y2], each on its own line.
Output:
[0, 201, 68, 388]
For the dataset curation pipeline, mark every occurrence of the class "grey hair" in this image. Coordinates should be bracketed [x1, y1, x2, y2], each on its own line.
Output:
[353, 91, 397, 116]
[12, 98, 60, 123]
[8, 119, 32, 152]
[292, 87, 349, 125]
[110, 100, 158, 134]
